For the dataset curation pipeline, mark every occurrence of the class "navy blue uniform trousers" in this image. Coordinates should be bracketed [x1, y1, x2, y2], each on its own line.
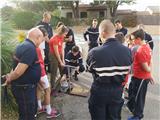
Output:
[89, 83, 124, 120]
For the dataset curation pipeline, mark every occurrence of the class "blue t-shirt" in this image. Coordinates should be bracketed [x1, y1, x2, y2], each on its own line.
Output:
[11, 39, 41, 85]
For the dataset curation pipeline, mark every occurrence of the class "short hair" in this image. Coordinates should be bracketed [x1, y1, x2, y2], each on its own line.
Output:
[72, 45, 79, 53]
[36, 25, 48, 37]
[93, 19, 98, 22]
[115, 19, 121, 24]
[99, 19, 115, 34]
[132, 29, 144, 40]
[115, 32, 125, 43]
[43, 12, 51, 18]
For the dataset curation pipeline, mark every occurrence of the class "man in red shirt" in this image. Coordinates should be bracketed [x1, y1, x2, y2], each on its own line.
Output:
[127, 29, 154, 120]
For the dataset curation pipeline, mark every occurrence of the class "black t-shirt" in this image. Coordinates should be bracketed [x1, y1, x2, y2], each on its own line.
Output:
[65, 28, 75, 46]
[116, 27, 128, 36]
[11, 39, 41, 85]
[144, 32, 154, 50]
[84, 27, 99, 45]
[37, 21, 53, 50]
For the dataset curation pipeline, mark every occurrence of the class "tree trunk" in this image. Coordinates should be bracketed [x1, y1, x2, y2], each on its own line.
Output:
[71, 1, 79, 19]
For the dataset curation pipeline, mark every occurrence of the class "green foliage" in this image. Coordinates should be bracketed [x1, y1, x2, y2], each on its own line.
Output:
[1, 6, 15, 21]
[15, 1, 58, 13]
[11, 11, 39, 29]
[1, 19, 18, 118]
[1, 20, 17, 74]
[52, 9, 61, 17]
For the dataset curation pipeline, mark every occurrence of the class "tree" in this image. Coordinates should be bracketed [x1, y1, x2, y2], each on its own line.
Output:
[93, 0, 135, 20]
[14, 1, 58, 13]
[58, 1, 80, 19]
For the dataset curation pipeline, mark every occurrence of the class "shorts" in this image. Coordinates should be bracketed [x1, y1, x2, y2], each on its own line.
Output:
[40, 75, 50, 89]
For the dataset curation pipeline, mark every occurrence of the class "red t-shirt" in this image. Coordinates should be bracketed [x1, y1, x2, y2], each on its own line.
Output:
[133, 44, 151, 79]
[36, 48, 46, 77]
[49, 35, 64, 55]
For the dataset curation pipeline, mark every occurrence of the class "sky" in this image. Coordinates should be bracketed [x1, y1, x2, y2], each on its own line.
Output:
[1, 0, 160, 11]
[80, 0, 160, 11]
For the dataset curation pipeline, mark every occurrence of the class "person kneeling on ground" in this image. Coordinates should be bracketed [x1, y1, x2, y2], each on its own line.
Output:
[62, 45, 85, 81]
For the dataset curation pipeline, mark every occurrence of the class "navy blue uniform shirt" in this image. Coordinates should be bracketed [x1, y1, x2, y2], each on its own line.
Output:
[37, 21, 53, 50]
[87, 38, 132, 86]
[65, 51, 83, 66]
[116, 27, 128, 36]
[11, 39, 41, 85]
[84, 27, 99, 46]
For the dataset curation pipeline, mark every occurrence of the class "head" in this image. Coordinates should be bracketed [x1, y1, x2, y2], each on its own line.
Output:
[115, 32, 125, 44]
[27, 28, 44, 47]
[132, 29, 145, 45]
[72, 46, 79, 56]
[137, 24, 145, 30]
[36, 25, 48, 37]
[56, 21, 64, 29]
[42, 12, 51, 23]
[92, 19, 98, 28]
[56, 25, 69, 37]
[99, 19, 115, 43]
[115, 20, 123, 30]
[126, 34, 135, 46]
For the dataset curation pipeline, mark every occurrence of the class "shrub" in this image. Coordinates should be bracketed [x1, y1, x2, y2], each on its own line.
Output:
[1, 19, 18, 119]
[11, 11, 39, 29]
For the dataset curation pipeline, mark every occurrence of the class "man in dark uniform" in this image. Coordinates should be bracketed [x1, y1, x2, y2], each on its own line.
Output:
[87, 19, 132, 120]
[5, 28, 44, 120]
[37, 12, 53, 73]
[64, 45, 85, 81]
[137, 24, 154, 50]
[115, 20, 128, 36]
[84, 19, 99, 51]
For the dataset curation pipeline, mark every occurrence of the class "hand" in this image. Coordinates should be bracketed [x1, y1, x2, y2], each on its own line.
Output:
[76, 66, 80, 73]
[149, 77, 154, 85]
[5, 74, 11, 85]
[60, 61, 65, 67]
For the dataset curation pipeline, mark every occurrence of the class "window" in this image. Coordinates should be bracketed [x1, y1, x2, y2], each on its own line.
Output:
[66, 12, 73, 18]
[99, 11, 105, 18]
[80, 12, 87, 18]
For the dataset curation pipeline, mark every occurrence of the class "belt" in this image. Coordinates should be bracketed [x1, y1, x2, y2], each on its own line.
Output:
[12, 84, 35, 89]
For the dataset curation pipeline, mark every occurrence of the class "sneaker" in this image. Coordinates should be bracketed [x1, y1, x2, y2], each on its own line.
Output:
[37, 107, 46, 114]
[128, 116, 140, 120]
[46, 109, 61, 119]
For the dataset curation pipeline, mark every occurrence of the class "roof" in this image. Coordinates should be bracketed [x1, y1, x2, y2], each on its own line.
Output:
[146, 6, 160, 14]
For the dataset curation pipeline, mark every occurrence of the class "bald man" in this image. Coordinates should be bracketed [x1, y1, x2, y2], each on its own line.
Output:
[5, 28, 44, 120]
[87, 19, 132, 120]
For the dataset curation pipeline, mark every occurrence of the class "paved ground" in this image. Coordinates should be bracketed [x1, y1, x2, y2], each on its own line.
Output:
[37, 36, 160, 120]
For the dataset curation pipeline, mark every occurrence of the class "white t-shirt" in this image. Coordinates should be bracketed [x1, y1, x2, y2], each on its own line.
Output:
[39, 41, 45, 50]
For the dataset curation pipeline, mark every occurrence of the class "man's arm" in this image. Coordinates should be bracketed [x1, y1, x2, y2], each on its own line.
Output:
[6, 63, 28, 84]
[86, 50, 96, 73]
[53, 45, 64, 66]
[84, 29, 89, 41]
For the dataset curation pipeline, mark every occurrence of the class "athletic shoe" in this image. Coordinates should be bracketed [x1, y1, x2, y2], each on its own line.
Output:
[46, 109, 61, 119]
[37, 107, 46, 114]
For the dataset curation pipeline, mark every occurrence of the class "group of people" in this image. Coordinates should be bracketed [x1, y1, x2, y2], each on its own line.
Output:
[4, 11, 154, 120]
[86, 19, 154, 120]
